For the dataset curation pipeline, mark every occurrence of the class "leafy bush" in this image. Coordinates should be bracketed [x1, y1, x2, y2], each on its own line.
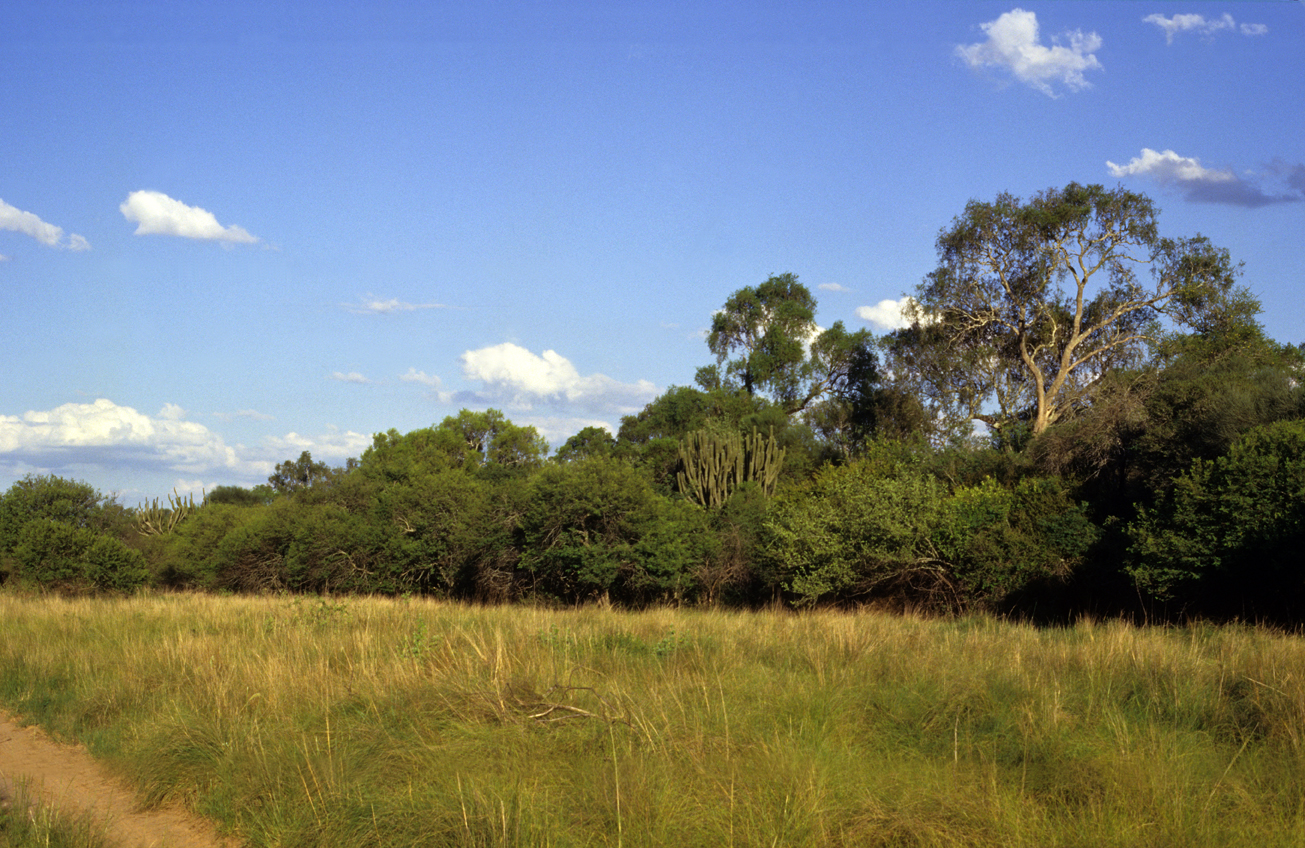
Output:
[11, 518, 148, 593]
[0, 475, 108, 554]
[1127, 418, 1305, 610]
[936, 476, 1098, 605]
[518, 457, 711, 604]
[765, 448, 947, 607]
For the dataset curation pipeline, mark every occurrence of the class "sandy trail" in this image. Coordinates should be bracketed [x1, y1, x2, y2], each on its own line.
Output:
[0, 711, 239, 848]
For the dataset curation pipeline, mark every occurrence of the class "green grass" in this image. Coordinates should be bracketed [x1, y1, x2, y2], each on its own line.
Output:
[0, 783, 115, 848]
[3, 592, 1305, 846]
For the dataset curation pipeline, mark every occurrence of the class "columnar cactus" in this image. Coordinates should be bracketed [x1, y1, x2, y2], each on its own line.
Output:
[676, 427, 785, 508]
[135, 489, 201, 536]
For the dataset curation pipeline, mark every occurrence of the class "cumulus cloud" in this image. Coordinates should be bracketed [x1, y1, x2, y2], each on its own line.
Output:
[956, 8, 1103, 97]
[818, 283, 851, 293]
[0, 399, 374, 498]
[330, 371, 369, 384]
[344, 295, 452, 315]
[856, 297, 919, 331]
[0, 198, 91, 250]
[119, 190, 259, 243]
[1143, 13, 1267, 44]
[0, 399, 249, 477]
[1107, 148, 1303, 208]
[458, 343, 657, 415]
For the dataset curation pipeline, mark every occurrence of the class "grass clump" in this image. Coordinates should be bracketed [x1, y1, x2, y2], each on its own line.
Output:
[0, 783, 115, 848]
[3, 593, 1305, 846]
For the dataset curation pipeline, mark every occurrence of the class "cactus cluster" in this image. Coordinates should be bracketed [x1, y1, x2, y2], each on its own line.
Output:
[135, 489, 201, 536]
[676, 427, 785, 509]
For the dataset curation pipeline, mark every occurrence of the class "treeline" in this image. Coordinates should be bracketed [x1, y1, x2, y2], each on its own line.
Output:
[2, 183, 1303, 621]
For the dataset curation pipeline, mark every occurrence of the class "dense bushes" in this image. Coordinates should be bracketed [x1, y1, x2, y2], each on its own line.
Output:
[4, 378, 1302, 619]
[0, 475, 145, 593]
[765, 445, 1096, 611]
[1127, 418, 1305, 613]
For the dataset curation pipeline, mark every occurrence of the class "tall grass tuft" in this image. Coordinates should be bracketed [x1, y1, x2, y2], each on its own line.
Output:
[3, 592, 1305, 846]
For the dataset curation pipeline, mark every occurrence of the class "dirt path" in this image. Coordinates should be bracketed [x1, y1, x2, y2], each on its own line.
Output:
[0, 710, 239, 848]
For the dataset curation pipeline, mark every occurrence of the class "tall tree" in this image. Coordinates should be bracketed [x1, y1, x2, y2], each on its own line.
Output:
[883, 183, 1253, 440]
[707, 273, 819, 404]
[706, 273, 880, 417]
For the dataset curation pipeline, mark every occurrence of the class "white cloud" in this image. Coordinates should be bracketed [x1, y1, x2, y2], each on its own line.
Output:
[1143, 13, 1266, 44]
[0, 198, 91, 250]
[0, 399, 375, 498]
[330, 371, 369, 384]
[263, 426, 372, 462]
[818, 283, 851, 293]
[519, 416, 615, 448]
[0, 399, 250, 476]
[856, 297, 918, 331]
[1107, 148, 1303, 208]
[956, 8, 1103, 97]
[1107, 148, 1234, 184]
[344, 295, 451, 315]
[458, 342, 657, 415]
[400, 368, 443, 388]
[119, 190, 259, 243]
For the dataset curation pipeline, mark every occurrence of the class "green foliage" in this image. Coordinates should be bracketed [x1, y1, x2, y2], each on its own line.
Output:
[361, 409, 547, 483]
[766, 446, 948, 606]
[1127, 418, 1305, 608]
[138, 502, 267, 588]
[767, 442, 1097, 610]
[207, 484, 275, 506]
[0, 475, 106, 555]
[935, 477, 1098, 605]
[884, 183, 1251, 441]
[11, 519, 148, 593]
[518, 457, 711, 604]
[267, 450, 334, 494]
[372, 466, 493, 595]
[708, 272, 818, 402]
[553, 425, 617, 463]
[210, 500, 382, 594]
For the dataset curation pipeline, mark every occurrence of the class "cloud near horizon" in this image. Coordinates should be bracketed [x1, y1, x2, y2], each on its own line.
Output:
[457, 343, 657, 416]
[1143, 13, 1268, 44]
[1107, 148, 1303, 208]
[0, 399, 370, 498]
[119, 190, 259, 243]
[956, 8, 1103, 97]
[0, 198, 90, 251]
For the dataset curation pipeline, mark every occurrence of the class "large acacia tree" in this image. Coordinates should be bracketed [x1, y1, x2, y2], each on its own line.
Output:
[883, 183, 1253, 440]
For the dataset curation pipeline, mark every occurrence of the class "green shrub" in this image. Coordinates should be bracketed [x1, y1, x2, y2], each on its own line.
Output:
[765, 449, 946, 607]
[1127, 418, 1305, 608]
[11, 518, 148, 593]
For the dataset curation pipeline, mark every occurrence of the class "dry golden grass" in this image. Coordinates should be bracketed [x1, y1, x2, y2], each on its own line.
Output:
[3, 592, 1305, 846]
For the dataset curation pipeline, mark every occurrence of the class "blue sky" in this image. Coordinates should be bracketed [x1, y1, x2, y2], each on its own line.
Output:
[3, 1, 1302, 502]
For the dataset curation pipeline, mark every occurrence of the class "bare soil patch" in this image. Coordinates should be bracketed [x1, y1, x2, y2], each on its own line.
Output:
[0, 711, 238, 848]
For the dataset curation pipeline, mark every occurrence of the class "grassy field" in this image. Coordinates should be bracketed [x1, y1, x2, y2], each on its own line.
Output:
[2, 592, 1304, 847]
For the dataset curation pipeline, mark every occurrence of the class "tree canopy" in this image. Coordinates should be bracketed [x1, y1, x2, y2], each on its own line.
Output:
[883, 182, 1255, 440]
